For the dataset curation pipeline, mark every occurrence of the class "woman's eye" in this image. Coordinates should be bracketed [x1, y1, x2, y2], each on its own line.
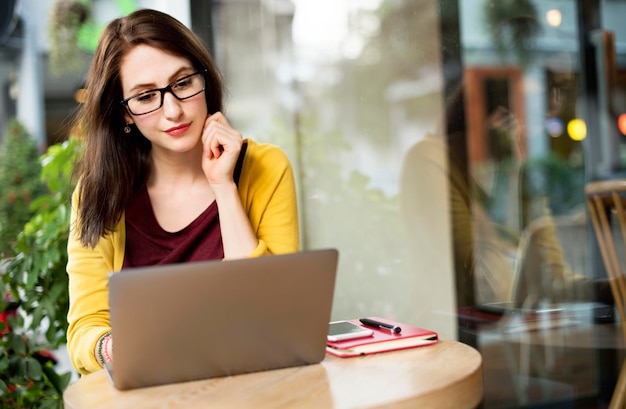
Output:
[173, 78, 192, 90]
[135, 92, 157, 104]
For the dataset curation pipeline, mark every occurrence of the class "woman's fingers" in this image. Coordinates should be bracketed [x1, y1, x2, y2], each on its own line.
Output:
[208, 111, 231, 127]
[201, 112, 244, 185]
[202, 112, 242, 159]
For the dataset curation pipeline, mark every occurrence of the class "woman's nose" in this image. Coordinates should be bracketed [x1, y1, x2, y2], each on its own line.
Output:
[162, 92, 183, 119]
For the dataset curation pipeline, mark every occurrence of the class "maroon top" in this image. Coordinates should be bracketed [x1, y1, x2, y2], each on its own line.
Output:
[122, 186, 224, 268]
[123, 142, 247, 268]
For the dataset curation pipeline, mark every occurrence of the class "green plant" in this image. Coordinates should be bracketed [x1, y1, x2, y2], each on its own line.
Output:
[0, 120, 45, 258]
[483, 0, 541, 67]
[48, 0, 91, 76]
[1, 138, 80, 408]
[48, 0, 140, 75]
[0, 316, 72, 409]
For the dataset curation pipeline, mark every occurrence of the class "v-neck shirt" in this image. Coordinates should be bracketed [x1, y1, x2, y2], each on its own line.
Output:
[123, 186, 223, 267]
[122, 142, 248, 268]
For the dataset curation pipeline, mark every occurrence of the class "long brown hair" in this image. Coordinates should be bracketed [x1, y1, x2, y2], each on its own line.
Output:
[73, 9, 223, 248]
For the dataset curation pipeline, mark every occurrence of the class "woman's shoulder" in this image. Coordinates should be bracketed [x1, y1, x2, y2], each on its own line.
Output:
[243, 138, 290, 167]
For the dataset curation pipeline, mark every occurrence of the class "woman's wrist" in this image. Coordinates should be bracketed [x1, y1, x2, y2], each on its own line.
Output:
[208, 180, 238, 199]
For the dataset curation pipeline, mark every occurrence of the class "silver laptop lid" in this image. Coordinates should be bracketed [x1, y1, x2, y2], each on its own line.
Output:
[108, 248, 338, 390]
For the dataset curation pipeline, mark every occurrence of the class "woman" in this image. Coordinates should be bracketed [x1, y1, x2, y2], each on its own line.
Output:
[66, 9, 299, 375]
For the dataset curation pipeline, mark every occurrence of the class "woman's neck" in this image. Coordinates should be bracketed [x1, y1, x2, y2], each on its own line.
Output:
[145, 143, 215, 233]
[148, 144, 207, 190]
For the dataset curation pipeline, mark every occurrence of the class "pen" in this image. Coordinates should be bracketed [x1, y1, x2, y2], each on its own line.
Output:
[359, 318, 402, 334]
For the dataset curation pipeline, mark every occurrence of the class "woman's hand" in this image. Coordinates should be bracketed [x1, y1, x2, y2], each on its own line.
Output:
[200, 112, 257, 259]
[201, 112, 243, 187]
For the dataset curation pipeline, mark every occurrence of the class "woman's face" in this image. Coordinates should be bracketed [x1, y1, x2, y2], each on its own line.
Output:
[120, 44, 208, 156]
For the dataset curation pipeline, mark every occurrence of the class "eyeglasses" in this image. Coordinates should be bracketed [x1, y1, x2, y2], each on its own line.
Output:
[120, 70, 207, 116]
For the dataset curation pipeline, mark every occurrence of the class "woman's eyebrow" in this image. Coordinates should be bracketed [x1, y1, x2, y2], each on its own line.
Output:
[127, 67, 195, 94]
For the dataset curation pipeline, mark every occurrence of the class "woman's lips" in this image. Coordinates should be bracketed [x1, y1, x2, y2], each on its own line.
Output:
[165, 123, 191, 136]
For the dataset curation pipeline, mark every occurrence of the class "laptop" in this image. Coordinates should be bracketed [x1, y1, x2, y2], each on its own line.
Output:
[105, 248, 338, 390]
[472, 218, 613, 323]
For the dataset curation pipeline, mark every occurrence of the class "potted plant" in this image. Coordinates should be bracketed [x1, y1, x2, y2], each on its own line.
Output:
[1, 137, 80, 408]
[48, 0, 91, 75]
[0, 120, 44, 258]
[483, 0, 541, 67]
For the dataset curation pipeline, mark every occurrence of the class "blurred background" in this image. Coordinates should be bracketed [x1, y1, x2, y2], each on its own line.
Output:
[1, 0, 626, 407]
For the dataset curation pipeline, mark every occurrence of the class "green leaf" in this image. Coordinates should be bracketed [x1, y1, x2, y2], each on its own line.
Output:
[42, 361, 72, 395]
[0, 354, 9, 371]
[116, 0, 138, 16]
[10, 335, 26, 356]
[59, 372, 72, 391]
[30, 308, 44, 329]
[25, 267, 39, 290]
[6, 312, 22, 329]
[47, 283, 65, 305]
[39, 397, 63, 409]
[29, 195, 50, 210]
[25, 357, 43, 381]
[45, 323, 58, 344]
[14, 354, 26, 377]
[0, 378, 7, 395]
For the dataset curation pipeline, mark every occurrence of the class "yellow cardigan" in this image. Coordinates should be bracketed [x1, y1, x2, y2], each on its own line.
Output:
[66, 139, 300, 375]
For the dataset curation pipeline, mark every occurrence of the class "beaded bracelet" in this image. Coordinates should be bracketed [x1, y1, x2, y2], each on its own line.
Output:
[102, 334, 112, 363]
[96, 332, 111, 367]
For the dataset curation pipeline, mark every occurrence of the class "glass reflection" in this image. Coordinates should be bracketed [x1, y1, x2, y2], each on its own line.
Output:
[9, 0, 626, 407]
[210, 0, 624, 407]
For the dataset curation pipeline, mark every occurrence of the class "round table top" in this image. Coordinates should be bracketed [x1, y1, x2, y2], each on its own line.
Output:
[63, 339, 483, 409]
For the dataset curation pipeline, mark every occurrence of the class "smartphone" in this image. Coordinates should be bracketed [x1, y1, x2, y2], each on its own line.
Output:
[327, 320, 374, 342]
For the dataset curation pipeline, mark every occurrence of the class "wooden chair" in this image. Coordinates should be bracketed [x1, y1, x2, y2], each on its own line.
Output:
[584, 179, 626, 409]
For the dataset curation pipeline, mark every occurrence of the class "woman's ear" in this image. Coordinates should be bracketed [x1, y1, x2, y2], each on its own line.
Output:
[123, 112, 135, 134]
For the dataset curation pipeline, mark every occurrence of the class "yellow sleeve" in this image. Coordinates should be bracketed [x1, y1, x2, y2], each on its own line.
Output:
[239, 140, 300, 256]
[66, 187, 125, 375]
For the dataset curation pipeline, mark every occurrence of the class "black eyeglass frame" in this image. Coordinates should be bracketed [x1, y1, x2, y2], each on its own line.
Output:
[120, 69, 208, 116]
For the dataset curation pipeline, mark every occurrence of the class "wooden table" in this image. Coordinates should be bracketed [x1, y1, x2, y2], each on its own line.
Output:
[63, 339, 483, 409]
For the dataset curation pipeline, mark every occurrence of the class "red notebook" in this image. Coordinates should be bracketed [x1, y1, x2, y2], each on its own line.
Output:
[326, 317, 438, 358]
